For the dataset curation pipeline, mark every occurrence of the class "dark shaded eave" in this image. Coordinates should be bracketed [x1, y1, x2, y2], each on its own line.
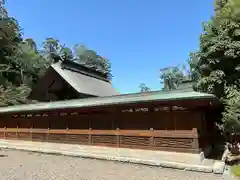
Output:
[0, 89, 220, 114]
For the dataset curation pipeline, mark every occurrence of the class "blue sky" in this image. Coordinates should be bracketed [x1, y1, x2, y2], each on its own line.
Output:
[6, 0, 213, 94]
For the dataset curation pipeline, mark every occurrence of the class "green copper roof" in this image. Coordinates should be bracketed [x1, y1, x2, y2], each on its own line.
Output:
[0, 88, 218, 114]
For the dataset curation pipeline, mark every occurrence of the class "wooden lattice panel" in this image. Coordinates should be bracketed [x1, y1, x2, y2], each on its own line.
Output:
[32, 133, 47, 141]
[154, 137, 193, 149]
[5, 132, 17, 139]
[120, 136, 151, 147]
[0, 132, 4, 138]
[17, 132, 31, 140]
[48, 134, 65, 143]
[91, 135, 117, 145]
[65, 134, 89, 144]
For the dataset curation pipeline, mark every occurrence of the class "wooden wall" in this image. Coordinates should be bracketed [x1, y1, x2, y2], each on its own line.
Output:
[0, 105, 210, 153]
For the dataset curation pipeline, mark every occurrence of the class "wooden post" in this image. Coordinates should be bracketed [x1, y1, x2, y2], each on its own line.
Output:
[173, 110, 177, 131]
[112, 116, 115, 130]
[192, 128, 199, 151]
[88, 128, 92, 145]
[30, 121, 33, 141]
[16, 125, 19, 140]
[89, 118, 92, 145]
[4, 126, 6, 139]
[149, 106, 154, 129]
[150, 128, 154, 147]
[47, 128, 50, 141]
[115, 107, 120, 147]
[192, 138, 200, 151]
[116, 128, 120, 147]
[47, 117, 50, 141]
[66, 117, 69, 131]
[169, 106, 175, 131]
[201, 112, 207, 135]
[149, 106, 155, 148]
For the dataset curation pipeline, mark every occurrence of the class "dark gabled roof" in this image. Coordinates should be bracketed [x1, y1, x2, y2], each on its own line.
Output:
[51, 62, 119, 97]
[0, 88, 219, 114]
[61, 60, 109, 82]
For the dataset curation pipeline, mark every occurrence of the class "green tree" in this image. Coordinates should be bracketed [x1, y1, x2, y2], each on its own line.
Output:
[0, 84, 37, 107]
[0, 0, 22, 85]
[139, 83, 151, 92]
[159, 65, 187, 90]
[41, 38, 74, 64]
[73, 44, 112, 80]
[25, 38, 37, 52]
[0, 2, 45, 106]
[41, 37, 62, 64]
[0, 0, 7, 19]
[12, 40, 48, 86]
[73, 44, 96, 65]
[188, 52, 201, 82]
[61, 47, 73, 61]
[189, 0, 240, 133]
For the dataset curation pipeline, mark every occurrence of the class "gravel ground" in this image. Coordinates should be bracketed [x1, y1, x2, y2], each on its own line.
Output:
[0, 149, 235, 180]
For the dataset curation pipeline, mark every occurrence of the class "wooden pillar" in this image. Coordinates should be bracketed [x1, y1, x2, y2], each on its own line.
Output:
[149, 106, 155, 148]
[30, 118, 33, 141]
[4, 126, 6, 139]
[46, 127, 50, 141]
[66, 116, 69, 131]
[46, 116, 50, 141]
[111, 116, 115, 130]
[16, 124, 19, 140]
[173, 109, 177, 131]
[115, 107, 120, 147]
[115, 108, 119, 130]
[149, 106, 154, 129]
[116, 128, 120, 147]
[169, 106, 176, 130]
[112, 108, 117, 147]
[88, 118, 92, 145]
[150, 128, 154, 147]
[192, 128, 200, 151]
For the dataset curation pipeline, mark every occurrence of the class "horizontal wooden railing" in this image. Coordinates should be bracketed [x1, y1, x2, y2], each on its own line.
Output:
[0, 128, 199, 138]
[0, 128, 200, 153]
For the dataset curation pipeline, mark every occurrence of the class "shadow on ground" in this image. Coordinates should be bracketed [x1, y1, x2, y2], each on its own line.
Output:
[206, 143, 225, 160]
[0, 154, 8, 157]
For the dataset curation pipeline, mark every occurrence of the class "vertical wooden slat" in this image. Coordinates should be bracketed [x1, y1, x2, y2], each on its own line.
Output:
[30, 123, 33, 140]
[88, 129, 92, 145]
[116, 128, 120, 147]
[192, 128, 199, 150]
[16, 125, 19, 139]
[173, 111, 177, 131]
[192, 138, 199, 150]
[201, 112, 206, 134]
[169, 106, 175, 131]
[111, 117, 115, 130]
[89, 117, 92, 144]
[149, 106, 154, 130]
[150, 128, 154, 147]
[46, 128, 50, 141]
[66, 116, 69, 131]
[4, 127, 6, 139]
[149, 106, 155, 147]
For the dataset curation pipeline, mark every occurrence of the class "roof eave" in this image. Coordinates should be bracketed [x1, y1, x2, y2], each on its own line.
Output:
[0, 92, 219, 114]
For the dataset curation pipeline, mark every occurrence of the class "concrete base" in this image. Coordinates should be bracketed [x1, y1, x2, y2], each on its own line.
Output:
[0, 139, 225, 174]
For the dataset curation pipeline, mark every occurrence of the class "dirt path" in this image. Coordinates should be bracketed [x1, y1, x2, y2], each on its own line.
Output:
[0, 149, 234, 180]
